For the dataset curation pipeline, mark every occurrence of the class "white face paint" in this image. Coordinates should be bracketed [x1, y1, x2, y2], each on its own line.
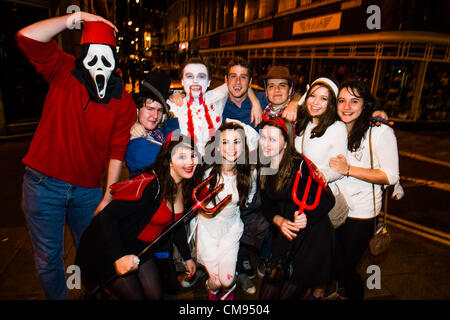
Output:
[181, 63, 210, 99]
[83, 44, 115, 99]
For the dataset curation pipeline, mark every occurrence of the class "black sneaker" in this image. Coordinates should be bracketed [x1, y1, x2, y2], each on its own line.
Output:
[242, 259, 255, 279]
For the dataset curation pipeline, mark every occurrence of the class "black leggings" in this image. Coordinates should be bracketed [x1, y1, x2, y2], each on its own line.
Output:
[106, 257, 179, 300]
[334, 217, 375, 300]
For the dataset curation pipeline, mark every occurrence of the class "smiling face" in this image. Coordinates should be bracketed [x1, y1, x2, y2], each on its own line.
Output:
[138, 99, 164, 131]
[181, 63, 210, 99]
[170, 144, 199, 183]
[225, 65, 251, 100]
[266, 79, 292, 108]
[306, 85, 330, 119]
[259, 125, 287, 161]
[219, 129, 244, 164]
[337, 87, 364, 129]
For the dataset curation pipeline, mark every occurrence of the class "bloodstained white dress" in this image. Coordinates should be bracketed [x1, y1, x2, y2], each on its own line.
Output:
[192, 168, 257, 276]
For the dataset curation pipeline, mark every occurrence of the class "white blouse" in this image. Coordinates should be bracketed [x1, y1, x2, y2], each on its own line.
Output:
[336, 124, 400, 219]
[295, 120, 348, 194]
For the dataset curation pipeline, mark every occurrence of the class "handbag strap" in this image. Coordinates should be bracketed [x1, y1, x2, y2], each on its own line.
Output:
[368, 127, 387, 233]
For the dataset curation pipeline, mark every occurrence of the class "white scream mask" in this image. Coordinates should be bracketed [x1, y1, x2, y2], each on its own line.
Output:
[181, 64, 210, 99]
[83, 44, 115, 99]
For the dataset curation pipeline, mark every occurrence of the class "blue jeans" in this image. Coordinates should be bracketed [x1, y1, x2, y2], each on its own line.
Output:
[22, 167, 102, 300]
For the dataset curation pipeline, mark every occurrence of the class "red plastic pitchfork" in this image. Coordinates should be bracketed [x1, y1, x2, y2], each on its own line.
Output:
[138, 174, 231, 257]
[291, 158, 325, 214]
[88, 175, 231, 297]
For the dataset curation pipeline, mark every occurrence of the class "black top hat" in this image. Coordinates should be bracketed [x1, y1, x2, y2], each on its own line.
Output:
[135, 70, 171, 113]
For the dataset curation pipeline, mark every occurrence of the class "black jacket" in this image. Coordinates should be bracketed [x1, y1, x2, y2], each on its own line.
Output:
[76, 178, 191, 290]
[261, 155, 336, 288]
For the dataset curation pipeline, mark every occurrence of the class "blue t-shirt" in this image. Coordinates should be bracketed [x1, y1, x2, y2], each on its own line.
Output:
[125, 117, 179, 177]
[221, 90, 267, 131]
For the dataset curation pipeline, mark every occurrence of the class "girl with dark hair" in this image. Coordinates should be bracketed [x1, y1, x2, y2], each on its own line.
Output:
[192, 121, 257, 300]
[294, 77, 348, 186]
[294, 77, 348, 299]
[329, 80, 399, 299]
[258, 117, 335, 300]
[76, 133, 203, 299]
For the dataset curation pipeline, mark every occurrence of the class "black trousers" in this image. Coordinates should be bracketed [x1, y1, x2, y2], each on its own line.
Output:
[334, 217, 375, 300]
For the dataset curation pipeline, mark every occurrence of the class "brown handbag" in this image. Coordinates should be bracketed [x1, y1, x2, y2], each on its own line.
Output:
[367, 127, 392, 256]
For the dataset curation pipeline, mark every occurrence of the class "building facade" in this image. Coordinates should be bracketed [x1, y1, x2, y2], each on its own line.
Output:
[162, 0, 450, 123]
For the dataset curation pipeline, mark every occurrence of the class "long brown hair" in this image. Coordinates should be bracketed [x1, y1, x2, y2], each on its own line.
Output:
[145, 134, 204, 207]
[258, 118, 302, 193]
[204, 122, 253, 207]
[295, 83, 338, 138]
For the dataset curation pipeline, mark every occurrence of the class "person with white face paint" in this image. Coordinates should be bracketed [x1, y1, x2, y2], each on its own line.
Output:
[132, 57, 264, 155]
[165, 57, 228, 155]
[16, 12, 136, 299]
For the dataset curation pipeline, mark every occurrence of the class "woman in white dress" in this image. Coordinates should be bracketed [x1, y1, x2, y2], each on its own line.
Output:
[193, 121, 257, 300]
[294, 77, 348, 299]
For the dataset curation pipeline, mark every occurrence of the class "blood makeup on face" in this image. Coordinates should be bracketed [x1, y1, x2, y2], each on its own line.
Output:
[182, 64, 210, 99]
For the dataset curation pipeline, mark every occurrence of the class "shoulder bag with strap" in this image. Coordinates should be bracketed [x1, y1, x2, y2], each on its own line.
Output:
[368, 127, 392, 256]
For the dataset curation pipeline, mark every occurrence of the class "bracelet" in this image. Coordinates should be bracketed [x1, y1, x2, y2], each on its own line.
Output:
[346, 165, 350, 177]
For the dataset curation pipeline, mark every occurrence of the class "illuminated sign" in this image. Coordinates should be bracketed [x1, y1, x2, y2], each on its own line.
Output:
[220, 31, 236, 46]
[248, 26, 273, 42]
[199, 37, 209, 49]
[292, 12, 342, 35]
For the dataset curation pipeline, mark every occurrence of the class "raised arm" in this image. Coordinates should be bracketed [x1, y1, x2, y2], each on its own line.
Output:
[18, 11, 117, 43]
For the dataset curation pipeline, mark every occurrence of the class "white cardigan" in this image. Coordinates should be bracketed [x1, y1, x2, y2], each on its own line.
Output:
[295, 120, 348, 195]
[336, 124, 400, 219]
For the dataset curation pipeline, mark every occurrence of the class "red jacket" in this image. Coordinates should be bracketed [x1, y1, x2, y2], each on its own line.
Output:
[16, 34, 136, 188]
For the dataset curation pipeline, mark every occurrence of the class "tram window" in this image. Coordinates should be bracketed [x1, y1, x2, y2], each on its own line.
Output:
[420, 63, 450, 121]
[376, 61, 417, 120]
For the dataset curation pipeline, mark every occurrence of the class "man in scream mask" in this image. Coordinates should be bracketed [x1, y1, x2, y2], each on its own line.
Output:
[16, 12, 136, 299]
